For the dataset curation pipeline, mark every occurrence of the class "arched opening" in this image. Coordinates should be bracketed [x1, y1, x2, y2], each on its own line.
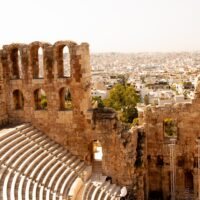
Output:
[38, 47, 44, 78]
[31, 46, 44, 79]
[63, 46, 71, 77]
[13, 90, 24, 110]
[59, 87, 73, 110]
[163, 118, 177, 137]
[185, 171, 194, 192]
[91, 140, 103, 175]
[57, 46, 71, 78]
[34, 88, 47, 110]
[148, 171, 163, 200]
[11, 48, 20, 79]
[17, 50, 22, 79]
[93, 140, 103, 161]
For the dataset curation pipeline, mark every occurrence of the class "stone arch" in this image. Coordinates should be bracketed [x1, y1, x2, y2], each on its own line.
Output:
[88, 140, 103, 174]
[54, 41, 77, 78]
[34, 88, 47, 110]
[38, 47, 44, 78]
[13, 89, 24, 110]
[30, 41, 51, 79]
[17, 50, 22, 78]
[10, 48, 21, 79]
[59, 87, 73, 110]
[3, 44, 26, 80]
[184, 170, 193, 191]
[88, 140, 103, 163]
[63, 46, 70, 77]
[92, 140, 103, 161]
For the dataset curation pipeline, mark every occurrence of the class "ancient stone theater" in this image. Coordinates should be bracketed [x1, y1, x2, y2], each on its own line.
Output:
[0, 40, 200, 200]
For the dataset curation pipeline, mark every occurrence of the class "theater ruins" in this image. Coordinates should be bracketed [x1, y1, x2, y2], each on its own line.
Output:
[1, 40, 200, 199]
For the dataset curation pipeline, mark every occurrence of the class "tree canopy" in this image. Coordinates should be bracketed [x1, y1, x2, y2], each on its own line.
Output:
[103, 84, 139, 123]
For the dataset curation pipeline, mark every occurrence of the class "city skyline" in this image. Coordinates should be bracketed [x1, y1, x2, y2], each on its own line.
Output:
[0, 0, 200, 52]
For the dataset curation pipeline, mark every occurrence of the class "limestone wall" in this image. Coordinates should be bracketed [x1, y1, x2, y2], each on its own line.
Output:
[92, 108, 138, 185]
[1, 41, 91, 157]
[0, 40, 138, 187]
[0, 50, 8, 127]
[141, 97, 200, 199]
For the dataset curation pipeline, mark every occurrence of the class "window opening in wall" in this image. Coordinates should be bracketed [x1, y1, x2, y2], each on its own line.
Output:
[91, 140, 103, 175]
[185, 171, 194, 191]
[156, 155, 164, 167]
[17, 50, 22, 79]
[34, 89, 47, 110]
[38, 47, 44, 78]
[11, 48, 20, 79]
[177, 156, 185, 167]
[13, 90, 24, 110]
[93, 140, 103, 161]
[32, 46, 39, 79]
[63, 46, 70, 77]
[164, 118, 177, 137]
[59, 87, 73, 110]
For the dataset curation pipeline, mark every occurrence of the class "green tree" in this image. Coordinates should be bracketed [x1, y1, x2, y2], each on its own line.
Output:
[92, 96, 104, 108]
[183, 81, 192, 89]
[41, 95, 47, 109]
[103, 84, 139, 123]
[132, 118, 139, 126]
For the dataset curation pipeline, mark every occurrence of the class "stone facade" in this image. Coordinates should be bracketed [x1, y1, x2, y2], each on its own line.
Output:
[0, 40, 138, 189]
[135, 77, 200, 199]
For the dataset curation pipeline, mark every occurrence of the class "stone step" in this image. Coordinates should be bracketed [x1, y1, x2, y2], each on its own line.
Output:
[0, 123, 100, 200]
[0, 123, 31, 141]
[82, 181, 92, 200]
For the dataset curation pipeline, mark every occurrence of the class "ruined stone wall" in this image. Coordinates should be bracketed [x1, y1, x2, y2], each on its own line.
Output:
[0, 40, 138, 187]
[1, 41, 92, 158]
[0, 50, 8, 127]
[92, 108, 138, 186]
[139, 92, 200, 199]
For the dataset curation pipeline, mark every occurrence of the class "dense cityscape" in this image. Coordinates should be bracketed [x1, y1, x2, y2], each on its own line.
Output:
[91, 52, 200, 106]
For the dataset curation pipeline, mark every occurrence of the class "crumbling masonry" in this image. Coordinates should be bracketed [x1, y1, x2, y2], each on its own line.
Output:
[2, 40, 200, 199]
[0, 41, 138, 192]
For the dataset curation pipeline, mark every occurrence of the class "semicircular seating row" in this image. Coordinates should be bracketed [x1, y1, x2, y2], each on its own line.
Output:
[0, 123, 121, 200]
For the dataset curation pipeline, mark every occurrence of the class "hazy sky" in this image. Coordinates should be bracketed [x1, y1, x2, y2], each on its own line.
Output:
[0, 0, 200, 52]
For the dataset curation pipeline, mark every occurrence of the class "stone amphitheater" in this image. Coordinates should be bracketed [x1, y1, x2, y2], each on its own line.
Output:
[0, 123, 120, 200]
[0, 41, 134, 200]
[2, 40, 200, 200]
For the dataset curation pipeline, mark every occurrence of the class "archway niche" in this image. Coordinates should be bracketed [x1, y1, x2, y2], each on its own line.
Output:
[63, 46, 71, 77]
[34, 88, 47, 110]
[92, 140, 103, 161]
[90, 140, 103, 175]
[59, 87, 73, 110]
[57, 45, 71, 78]
[13, 89, 24, 110]
[17, 50, 22, 79]
[11, 48, 22, 79]
[185, 171, 194, 192]
[31, 46, 44, 79]
[38, 47, 44, 78]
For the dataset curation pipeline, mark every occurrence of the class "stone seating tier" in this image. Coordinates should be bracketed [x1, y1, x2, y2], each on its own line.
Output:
[0, 123, 121, 200]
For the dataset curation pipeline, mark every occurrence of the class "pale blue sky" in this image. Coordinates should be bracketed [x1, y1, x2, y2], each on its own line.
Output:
[0, 0, 200, 52]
